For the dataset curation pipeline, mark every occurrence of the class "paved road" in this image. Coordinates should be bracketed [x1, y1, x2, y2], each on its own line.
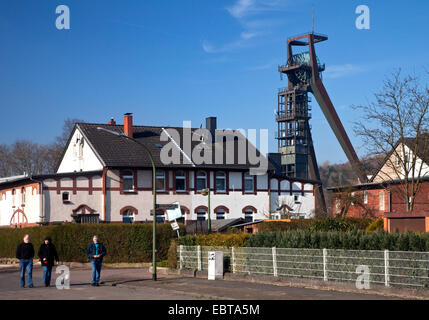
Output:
[0, 267, 396, 300]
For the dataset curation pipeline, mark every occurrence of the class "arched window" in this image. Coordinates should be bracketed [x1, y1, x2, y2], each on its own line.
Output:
[244, 209, 253, 222]
[242, 206, 257, 222]
[196, 171, 207, 192]
[175, 170, 186, 192]
[215, 208, 226, 220]
[156, 170, 166, 192]
[120, 206, 138, 224]
[122, 209, 135, 224]
[215, 172, 226, 192]
[122, 170, 134, 192]
[244, 172, 254, 192]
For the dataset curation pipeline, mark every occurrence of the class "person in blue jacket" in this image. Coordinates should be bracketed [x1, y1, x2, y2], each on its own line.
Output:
[86, 235, 106, 286]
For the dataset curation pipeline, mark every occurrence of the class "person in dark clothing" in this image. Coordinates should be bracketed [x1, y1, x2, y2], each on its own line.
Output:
[38, 237, 59, 287]
[16, 234, 35, 288]
[86, 235, 106, 286]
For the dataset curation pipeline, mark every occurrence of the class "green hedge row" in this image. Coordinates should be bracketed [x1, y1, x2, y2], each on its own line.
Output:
[258, 217, 373, 233]
[177, 233, 251, 247]
[248, 230, 429, 251]
[0, 224, 185, 263]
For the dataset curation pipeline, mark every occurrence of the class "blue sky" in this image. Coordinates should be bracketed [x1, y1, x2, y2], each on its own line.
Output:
[0, 0, 428, 164]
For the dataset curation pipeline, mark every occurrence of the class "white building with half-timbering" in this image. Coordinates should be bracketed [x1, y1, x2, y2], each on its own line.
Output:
[0, 113, 320, 228]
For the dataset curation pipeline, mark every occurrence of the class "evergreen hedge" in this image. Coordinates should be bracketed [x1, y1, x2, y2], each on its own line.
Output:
[0, 224, 185, 263]
[178, 233, 251, 247]
[248, 230, 429, 251]
[172, 229, 429, 252]
[258, 217, 373, 233]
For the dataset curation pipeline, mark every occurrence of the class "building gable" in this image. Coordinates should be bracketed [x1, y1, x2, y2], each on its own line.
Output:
[56, 127, 104, 173]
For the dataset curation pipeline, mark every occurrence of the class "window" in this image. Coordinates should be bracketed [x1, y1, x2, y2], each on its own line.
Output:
[122, 170, 134, 192]
[244, 209, 253, 222]
[78, 138, 84, 159]
[216, 172, 226, 192]
[175, 170, 186, 192]
[196, 171, 207, 192]
[294, 195, 301, 203]
[156, 170, 165, 191]
[62, 192, 70, 202]
[12, 189, 15, 207]
[21, 188, 26, 204]
[215, 209, 226, 220]
[122, 209, 134, 224]
[379, 191, 385, 211]
[197, 209, 206, 221]
[244, 172, 254, 193]
[363, 190, 368, 204]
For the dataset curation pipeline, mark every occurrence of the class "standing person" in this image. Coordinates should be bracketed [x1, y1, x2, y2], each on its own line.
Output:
[16, 234, 35, 288]
[38, 237, 59, 287]
[86, 235, 106, 286]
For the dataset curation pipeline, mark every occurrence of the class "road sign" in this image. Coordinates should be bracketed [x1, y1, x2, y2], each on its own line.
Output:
[156, 204, 178, 210]
[150, 203, 179, 215]
[171, 221, 179, 231]
[166, 202, 183, 221]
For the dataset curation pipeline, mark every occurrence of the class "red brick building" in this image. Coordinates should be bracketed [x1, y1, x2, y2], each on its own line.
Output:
[328, 135, 429, 232]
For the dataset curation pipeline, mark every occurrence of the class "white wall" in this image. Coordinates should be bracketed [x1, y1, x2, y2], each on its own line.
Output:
[57, 128, 103, 173]
[0, 185, 41, 226]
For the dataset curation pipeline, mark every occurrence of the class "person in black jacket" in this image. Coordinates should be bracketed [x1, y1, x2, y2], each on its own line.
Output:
[86, 235, 106, 286]
[38, 237, 59, 287]
[16, 234, 35, 288]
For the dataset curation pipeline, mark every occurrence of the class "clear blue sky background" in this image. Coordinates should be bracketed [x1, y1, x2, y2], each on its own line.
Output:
[0, 0, 428, 164]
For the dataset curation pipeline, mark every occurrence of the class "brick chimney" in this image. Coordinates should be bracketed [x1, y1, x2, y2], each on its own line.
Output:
[108, 118, 116, 125]
[124, 113, 133, 137]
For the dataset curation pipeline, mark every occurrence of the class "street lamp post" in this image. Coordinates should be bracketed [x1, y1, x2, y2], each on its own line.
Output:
[97, 127, 158, 281]
[201, 188, 211, 234]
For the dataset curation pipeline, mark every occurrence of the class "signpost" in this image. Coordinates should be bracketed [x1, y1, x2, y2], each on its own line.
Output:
[149, 202, 182, 237]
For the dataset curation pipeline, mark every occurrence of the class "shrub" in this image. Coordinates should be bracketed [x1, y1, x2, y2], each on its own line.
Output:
[0, 223, 185, 263]
[178, 233, 251, 247]
[258, 220, 313, 232]
[167, 240, 178, 269]
[248, 230, 429, 251]
[257, 218, 372, 233]
[309, 218, 352, 232]
[366, 219, 384, 232]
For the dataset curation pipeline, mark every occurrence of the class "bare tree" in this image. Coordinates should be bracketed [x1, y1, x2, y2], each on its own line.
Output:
[0, 144, 12, 177]
[333, 187, 376, 218]
[0, 118, 84, 178]
[55, 118, 84, 149]
[353, 69, 429, 212]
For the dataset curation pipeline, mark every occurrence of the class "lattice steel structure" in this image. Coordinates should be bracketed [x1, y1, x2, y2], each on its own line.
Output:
[276, 33, 368, 211]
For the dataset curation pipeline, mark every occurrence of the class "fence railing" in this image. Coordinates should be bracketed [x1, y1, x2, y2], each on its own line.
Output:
[178, 245, 429, 289]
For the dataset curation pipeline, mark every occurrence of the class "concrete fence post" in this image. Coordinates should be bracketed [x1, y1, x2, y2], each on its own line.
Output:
[197, 245, 202, 271]
[179, 245, 183, 269]
[231, 247, 236, 274]
[323, 248, 328, 281]
[384, 249, 390, 287]
[272, 247, 278, 277]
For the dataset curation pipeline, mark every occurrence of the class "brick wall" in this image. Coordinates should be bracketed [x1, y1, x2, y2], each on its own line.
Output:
[332, 180, 429, 218]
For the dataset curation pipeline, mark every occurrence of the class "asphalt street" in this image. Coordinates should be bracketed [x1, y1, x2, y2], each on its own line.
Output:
[0, 267, 397, 300]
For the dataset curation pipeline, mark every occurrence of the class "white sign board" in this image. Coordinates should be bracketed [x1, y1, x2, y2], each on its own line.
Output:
[171, 221, 179, 231]
[208, 251, 223, 280]
[166, 202, 182, 221]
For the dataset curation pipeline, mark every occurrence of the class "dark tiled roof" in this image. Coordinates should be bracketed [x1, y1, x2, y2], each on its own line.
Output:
[76, 123, 272, 170]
